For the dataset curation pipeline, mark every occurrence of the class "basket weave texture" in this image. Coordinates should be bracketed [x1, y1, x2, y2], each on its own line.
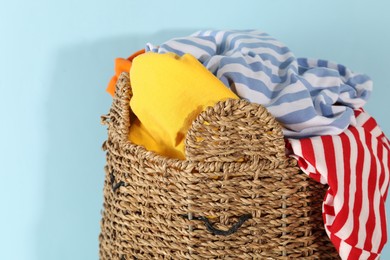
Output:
[99, 72, 340, 259]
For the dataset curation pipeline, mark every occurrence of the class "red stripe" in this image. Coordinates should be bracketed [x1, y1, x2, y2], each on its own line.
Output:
[383, 144, 390, 200]
[298, 138, 323, 183]
[384, 136, 390, 151]
[296, 153, 323, 183]
[363, 130, 377, 252]
[362, 117, 378, 134]
[378, 140, 385, 197]
[345, 127, 364, 247]
[323, 197, 329, 234]
[300, 138, 316, 170]
[330, 132, 352, 234]
[297, 157, 309, 170]
[378, 197, 388, 252]
[377, 140, 388, 252]
[329, 232, 341, 253]
[323, 190, 332, 214]
[354, 109, 363, 118]
[324, 204, 335, 216]
[379, 134, 390, 151]
[285, 139, 292, 150]
[309, 172, 322, 183]
[367, 252, 379, 260]
[348, 246, 363, 259]
[321, 135, 338, 203]
[384, 176, 389, 202]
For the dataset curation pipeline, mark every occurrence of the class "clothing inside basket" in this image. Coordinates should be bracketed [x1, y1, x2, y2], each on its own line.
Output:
[128, 52, 238, 160]
[145, 30, 372, 139]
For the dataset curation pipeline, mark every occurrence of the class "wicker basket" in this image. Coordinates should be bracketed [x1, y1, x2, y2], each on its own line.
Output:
[99, 72, 339, 259]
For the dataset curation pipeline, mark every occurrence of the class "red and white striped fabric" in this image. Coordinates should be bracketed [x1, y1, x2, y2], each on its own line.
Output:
[287, 109, 390, 260]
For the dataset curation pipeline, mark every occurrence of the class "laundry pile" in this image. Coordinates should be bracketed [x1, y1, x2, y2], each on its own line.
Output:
[106, 30, 389, 259]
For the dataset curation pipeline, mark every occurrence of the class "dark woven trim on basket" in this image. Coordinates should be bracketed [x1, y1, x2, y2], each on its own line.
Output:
[110, 171, 125, 192]
[181, 214, 252, 236]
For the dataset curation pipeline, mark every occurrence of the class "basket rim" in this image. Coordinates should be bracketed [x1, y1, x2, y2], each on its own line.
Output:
[102, 71, 290, 170]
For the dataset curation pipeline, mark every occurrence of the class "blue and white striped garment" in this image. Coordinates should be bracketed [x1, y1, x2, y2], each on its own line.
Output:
[146, 30, 372, 138]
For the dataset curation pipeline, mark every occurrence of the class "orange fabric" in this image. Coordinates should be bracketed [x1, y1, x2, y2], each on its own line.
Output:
[106, 49, 145, 96]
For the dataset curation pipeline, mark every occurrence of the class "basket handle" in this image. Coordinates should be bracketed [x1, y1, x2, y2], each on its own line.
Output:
[185, 98, 287, 164]
[101, 72, 132, 143]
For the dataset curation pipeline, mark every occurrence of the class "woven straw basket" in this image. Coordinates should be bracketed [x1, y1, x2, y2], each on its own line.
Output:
[99, 72, 340, 259]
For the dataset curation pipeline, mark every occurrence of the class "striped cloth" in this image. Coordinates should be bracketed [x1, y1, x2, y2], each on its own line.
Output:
[146, 30, 372, 138]
[288, 109, 390, 259]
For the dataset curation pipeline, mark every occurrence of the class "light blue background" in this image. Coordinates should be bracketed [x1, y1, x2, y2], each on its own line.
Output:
[1, 0, 389, 259]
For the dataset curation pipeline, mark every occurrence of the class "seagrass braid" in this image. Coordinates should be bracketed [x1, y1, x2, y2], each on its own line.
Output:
[99, 72, 340, 259]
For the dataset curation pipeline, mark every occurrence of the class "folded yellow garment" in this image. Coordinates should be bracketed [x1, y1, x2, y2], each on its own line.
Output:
[128, 52, 238, 159]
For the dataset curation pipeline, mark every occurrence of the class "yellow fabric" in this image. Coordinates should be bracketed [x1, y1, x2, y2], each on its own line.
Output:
[128, 52, 238, 159]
